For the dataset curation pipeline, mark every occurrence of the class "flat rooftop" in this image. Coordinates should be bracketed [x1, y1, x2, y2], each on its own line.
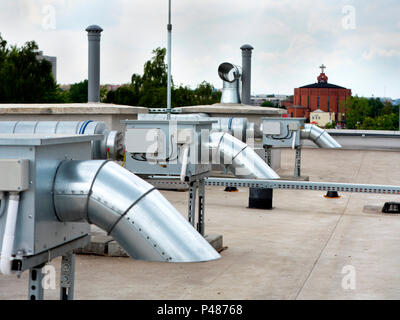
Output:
[1, 148, 400, 299]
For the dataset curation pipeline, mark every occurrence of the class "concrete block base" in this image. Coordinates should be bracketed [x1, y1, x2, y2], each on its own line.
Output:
[204, 234, 224, 252]
[75, 230, 224, 257]
[74, 232, 129, 257]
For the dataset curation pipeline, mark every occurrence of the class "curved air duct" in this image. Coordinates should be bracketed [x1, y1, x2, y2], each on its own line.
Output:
[300, 124, 342, 149]
[136, 114, 279, 179]
[53, 160, 220, 262]
[218, 62, 242, 104]
[208, 132, 279, 180]
[0, 121, 124, 160]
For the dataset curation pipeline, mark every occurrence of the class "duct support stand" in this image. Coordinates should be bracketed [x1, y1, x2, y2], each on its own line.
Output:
[197, 179, 205, 236]
[188, 181, 198, 227]
[294, 146, 302, 178]
[28, 264, 45, 300]
[60, 251, 75, 300]
[187, 179, 223, 251]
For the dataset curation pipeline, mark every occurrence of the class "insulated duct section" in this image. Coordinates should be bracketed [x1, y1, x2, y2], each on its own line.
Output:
[207, 132, 279, 180]
[136, 114, 276, 179]
[53, 160, 220, 262]
[218, 62, 242, 104]
[300, 124, 342, 149]
[0, 121, 124, 160]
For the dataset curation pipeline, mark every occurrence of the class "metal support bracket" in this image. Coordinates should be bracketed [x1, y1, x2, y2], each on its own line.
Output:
[197, 179, 205, 236]
[60, 251, 75, 300]
[28, 265, 45, 300]
[294, 146, 302, 178]
[188, 181, 197, 227]
[264, 147, 272, 166]
[205, 177, 400, 195]
[187, 179, 206, 235]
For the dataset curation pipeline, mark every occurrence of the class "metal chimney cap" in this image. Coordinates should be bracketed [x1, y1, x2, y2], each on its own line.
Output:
[240, 44, 254, 51]
[86, 25, 103, 33]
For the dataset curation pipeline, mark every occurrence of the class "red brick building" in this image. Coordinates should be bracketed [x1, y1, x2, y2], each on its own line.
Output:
[286, 65, 352, 123]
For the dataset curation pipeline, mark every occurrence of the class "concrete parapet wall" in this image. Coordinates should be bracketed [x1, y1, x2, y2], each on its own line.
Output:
[302, 129, 400, 151]
[0, 103, 148, 132]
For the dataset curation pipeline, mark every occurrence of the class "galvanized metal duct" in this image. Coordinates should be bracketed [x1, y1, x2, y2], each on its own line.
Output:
[300, 124, 342, 148]
[53, 160, 220, 262]
[138, 114, 253, 142]
[218, 62, 242, 104]
[0, 121, 124, 160]
[208, 132, 279, 180]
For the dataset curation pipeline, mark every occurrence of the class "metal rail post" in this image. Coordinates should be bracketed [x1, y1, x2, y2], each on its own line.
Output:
[60, 252, 75, 300]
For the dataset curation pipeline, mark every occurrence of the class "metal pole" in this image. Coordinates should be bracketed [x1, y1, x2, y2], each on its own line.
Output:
[86, 25, 103, 103]
[167, 0, 172, 119]
[240, 44, 254, 105]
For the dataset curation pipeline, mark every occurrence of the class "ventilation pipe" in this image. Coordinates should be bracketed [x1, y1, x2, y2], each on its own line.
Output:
[138, 114, 253, 143]
[135, 114, 278, 179]
[53, 160, 220, 262]
[218, 63, 242, 104]
[207, 132, 279, 180]
[240, 44, 254, 105]
[0, 121, 124, 160]
[0, 193, 20, 275]
[300, 124, 342, 148]
[86, 25, 103, 103]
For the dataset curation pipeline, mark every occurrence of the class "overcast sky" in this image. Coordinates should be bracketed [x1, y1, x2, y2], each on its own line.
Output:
[0, 0, 399, 98]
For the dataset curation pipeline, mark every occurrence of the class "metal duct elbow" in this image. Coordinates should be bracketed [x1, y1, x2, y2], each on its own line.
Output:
[300, 124, 342, 148]
[218, 62, 242, 104]
[208, 132, 279, 179]
[53, 160, 220, 262]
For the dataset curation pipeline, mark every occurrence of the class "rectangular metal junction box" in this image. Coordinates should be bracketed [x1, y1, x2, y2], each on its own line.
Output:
[262, 117, 305, 148]
[122, 120, 215, 179]
[0, 134, 100, 257]
[0, 159, 29, 191]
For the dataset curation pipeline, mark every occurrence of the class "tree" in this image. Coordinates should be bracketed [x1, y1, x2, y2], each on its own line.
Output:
[261, 101, 275, 108]
[0, 34, 62, 103]
[344, 96, 372, 129]
[105, 47, 221, 108]
[68, 80, 88, 103]
[324, 121, 336, 129]
[344, 96, 399, 130]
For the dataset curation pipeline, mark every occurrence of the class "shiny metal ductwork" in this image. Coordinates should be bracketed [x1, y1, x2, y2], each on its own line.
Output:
[218, 62, 242, 104]
[300, 124, 342, 149]
[0, 121, 124, 160]
[135, 114, 274, 179]
[53, 160, 220, 262]
[208, 132, 279, 180]
[138, 113, 254, 143]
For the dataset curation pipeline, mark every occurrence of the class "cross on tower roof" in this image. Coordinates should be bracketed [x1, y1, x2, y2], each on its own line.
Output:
[320, 64, 326, 74]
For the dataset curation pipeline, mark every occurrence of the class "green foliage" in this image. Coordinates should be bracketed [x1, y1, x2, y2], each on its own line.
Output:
[105, 47, 221, 107]
[0, 34, 62, 103]
[260, 100, 275, 108]
[324, 121, 336, 129]
[345, 96, 399, 130]
[67, 80, 88, 103]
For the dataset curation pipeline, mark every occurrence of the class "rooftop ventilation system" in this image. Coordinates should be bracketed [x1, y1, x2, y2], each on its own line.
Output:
[218, 62, 242, 104]
[218, 44, 254, 105]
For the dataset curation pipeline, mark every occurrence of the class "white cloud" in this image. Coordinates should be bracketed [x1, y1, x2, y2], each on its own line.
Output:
[0, 0, 400, 98]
